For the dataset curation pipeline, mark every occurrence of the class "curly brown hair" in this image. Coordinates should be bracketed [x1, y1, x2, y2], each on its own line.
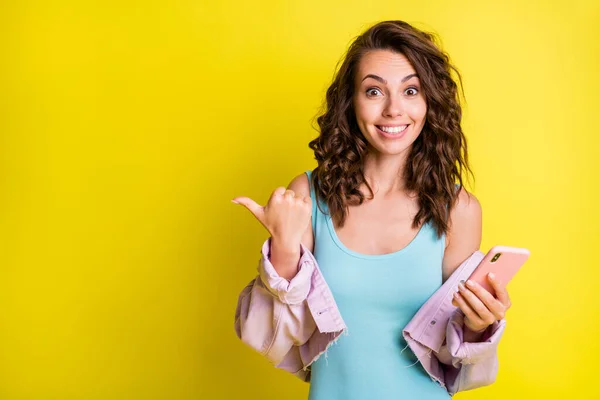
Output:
[308, 20, 473, 238]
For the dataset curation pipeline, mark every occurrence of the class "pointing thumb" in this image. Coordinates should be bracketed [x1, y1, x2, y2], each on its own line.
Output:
[232, 196, 264, 221]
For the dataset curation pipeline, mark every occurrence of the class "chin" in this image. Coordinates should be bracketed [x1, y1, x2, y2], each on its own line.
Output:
[368, 142, 412, 156]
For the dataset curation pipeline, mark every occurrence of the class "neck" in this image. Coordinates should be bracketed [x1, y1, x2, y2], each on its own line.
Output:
[361, 150, 410, 197]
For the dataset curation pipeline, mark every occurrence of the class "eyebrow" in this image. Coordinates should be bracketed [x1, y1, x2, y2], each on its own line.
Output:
[361, 73, 418, 84]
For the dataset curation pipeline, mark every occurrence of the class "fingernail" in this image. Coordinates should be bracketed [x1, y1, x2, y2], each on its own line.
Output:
[489, 272, 495, 279]
[466, 280, 475, 287]
[458, 282, 465, 290]
[231, 200, 239, 204]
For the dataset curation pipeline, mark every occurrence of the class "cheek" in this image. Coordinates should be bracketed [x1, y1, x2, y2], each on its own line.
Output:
[408, 101, 427, 122]
[354, 100, 378, 123]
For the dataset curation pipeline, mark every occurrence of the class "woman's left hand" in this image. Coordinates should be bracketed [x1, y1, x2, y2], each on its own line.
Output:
[451, 273, 512, 333]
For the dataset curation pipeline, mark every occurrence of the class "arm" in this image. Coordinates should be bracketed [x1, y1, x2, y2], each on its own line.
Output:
[234, 238, 318, 366]
[443, 186, 490, 343]
[438, 187, 506, 394]
[435, 309, 507, 396]
[234, 172, 317, 365]
[256, 172, 314, 302]
[442, 186, 482, 285]
[270, 172, 315, 280]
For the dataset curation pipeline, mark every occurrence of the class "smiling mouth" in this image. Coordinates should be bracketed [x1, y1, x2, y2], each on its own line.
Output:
[376, 124, 409, 135]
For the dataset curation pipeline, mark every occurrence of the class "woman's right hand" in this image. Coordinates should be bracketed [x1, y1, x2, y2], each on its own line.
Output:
[232, 187, 312, 249]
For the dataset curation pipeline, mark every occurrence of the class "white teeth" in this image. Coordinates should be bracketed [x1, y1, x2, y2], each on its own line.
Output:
[378, 125, 408, 134]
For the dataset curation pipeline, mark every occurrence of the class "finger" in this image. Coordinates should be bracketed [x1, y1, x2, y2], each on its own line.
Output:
[457, 284, 497, 325]
[487, 273, 511, 308]
[269, 186, 287, 201]
[453, 292, 484, 327]
[231, 196, 264, 221]
[466, 279, 506, 320]
[284, 190, 296, 201]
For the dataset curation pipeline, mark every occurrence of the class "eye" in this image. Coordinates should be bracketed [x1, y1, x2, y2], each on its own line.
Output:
[405, 86, 419, 96]
[366, 88, 382, 97]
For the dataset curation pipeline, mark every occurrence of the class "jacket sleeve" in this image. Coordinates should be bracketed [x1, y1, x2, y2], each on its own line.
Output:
[434, 308, 507, 396]
[234, 237, 317, 367]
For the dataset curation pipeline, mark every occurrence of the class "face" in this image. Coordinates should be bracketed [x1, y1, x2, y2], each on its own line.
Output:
[352, 50, 427, 156]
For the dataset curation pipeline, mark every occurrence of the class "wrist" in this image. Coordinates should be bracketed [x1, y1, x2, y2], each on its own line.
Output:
[464, 325, 487, 342]
[466, 325, 487, 333]
[270, 237, 302, 255]
[269, 237, 302, 281]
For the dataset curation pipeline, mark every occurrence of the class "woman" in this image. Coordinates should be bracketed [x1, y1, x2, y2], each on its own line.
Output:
[233, 20, 511, 399]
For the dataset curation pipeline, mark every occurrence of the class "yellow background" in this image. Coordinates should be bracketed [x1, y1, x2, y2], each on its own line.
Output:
[1, 0, 598, 399]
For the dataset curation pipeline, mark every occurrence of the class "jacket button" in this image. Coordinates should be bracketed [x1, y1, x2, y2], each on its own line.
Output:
[430, 320, 436, 325]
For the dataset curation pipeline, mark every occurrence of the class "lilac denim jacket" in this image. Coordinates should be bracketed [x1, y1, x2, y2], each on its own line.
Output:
[234, 238, 507, 396]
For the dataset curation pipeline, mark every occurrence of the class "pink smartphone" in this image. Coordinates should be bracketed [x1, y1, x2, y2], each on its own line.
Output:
[468, 246, 530, 296]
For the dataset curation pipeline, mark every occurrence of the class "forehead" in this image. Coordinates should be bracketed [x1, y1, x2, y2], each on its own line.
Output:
[356, 50, 417, 84]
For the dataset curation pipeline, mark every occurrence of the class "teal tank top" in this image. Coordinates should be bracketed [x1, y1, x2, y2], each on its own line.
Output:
[305, 170, 451, 400]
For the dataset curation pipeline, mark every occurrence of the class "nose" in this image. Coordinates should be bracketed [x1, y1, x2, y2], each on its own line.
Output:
[383, 94, 404, 118]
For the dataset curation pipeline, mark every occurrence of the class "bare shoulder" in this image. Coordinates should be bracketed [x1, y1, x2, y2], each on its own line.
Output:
[287, 172, 311, 197]
[441, 186, 483, 282]
[287, 172, 314, 253]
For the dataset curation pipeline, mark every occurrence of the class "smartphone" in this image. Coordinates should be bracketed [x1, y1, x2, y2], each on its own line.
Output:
[468, 246, 530, 296]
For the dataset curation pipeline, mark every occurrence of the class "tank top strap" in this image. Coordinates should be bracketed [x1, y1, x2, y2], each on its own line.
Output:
[305, 169, 332, 240]
[304, 170, 315, 234]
